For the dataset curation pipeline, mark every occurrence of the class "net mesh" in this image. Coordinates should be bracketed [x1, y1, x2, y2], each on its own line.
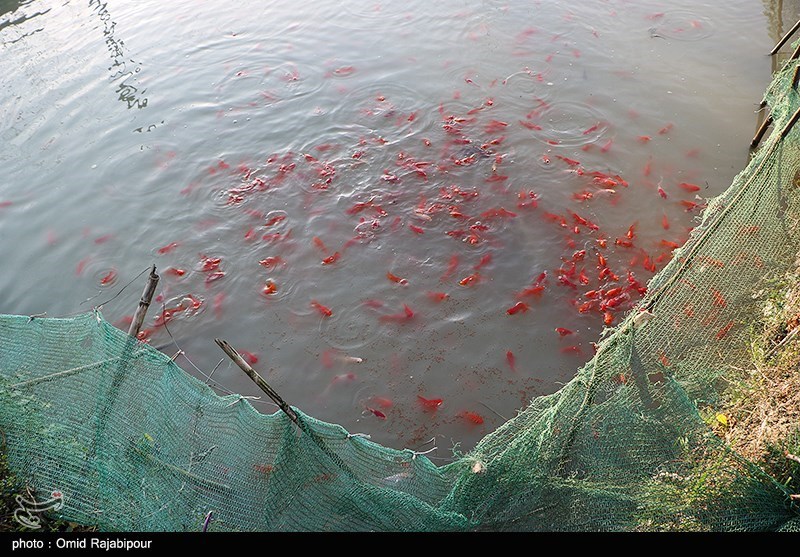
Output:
[3, 55, 800, 533]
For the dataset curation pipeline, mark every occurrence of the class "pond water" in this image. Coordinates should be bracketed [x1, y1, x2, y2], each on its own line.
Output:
[0, 0, 789, 457]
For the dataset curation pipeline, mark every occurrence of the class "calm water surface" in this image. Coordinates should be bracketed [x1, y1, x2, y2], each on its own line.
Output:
[0, 0, 786, 456]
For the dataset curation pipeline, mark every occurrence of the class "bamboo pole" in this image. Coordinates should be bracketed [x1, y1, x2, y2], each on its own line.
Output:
[770, 18, 800, 55]
[750, 115, 773, 150]
[128, 265, 159, 338]
[215, 338, 299, 424]
[794, 65, 800, 89]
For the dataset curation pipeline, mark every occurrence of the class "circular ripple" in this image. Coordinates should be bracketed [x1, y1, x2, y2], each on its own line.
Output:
[648, 12, 714, 41]
[318, 303, 383, 352]
[535, 101, 611, 147]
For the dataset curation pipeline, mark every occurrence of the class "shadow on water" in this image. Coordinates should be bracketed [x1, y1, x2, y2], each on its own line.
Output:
[0, 0, 50, 44]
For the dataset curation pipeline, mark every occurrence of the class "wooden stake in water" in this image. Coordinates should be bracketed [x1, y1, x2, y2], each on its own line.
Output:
[750, 114, 773, 150]
[770, 18, 800, 56]
[128, 265, 159, 338]
[215, 338, 299, 424]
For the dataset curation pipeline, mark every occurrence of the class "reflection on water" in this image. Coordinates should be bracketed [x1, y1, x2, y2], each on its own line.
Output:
[0, 0, 48, 44]
[88, 0, 148, 109]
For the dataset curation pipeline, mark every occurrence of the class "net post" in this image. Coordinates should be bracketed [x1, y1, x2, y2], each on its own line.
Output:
[128, 265, 159, 338]
[215, 338, 299, 424]
[770, 18, 800, 55]
[750, 114, 773, 150]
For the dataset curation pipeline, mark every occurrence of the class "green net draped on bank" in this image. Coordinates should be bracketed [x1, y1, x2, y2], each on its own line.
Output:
[5, 58, 800, 532]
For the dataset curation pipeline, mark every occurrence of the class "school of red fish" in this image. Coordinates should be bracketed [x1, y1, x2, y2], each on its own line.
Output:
[61, 11, 718, 442]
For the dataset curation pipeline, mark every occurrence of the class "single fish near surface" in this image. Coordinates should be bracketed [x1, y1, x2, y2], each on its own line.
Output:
[417, 395, 443, 411]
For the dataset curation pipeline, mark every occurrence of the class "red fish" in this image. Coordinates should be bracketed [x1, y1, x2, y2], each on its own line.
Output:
[426, 291, 449, 302]
[461, 411, 484, 425]
[561, 345, 581, 355]
[637, 135, 651, 143]
[678, 182, 701, 192]
[321, 252, 340, 265]
[213, 292, 225, 318]
[555, 155, 581, 167]
[259, 256, 285, 269]
[658, 123, 674, 135]
[506, 301, 529, 315]
[600, 139, 613, 153]
[100, 269, 117, 286]
[94, 234, 114, 245]
[165, 267, 186, 277]
[205, 271, 226, 285]
[240, 351, 259, 365]
[474, 253, 493, 270]
[370, 397, 393, 409]
[582, 122, 601, 135]
[417, 395, 443, 411]
[657, 186, 667, 199]
[264, 214, 286, 227]
[506, 350, 516, 373]
[312, 236, 328, 254]
[158, 242, 179, 255]
[262, 281, 277, 296]
[310, 300, 333, 317]
[716, 321, 734, 340]
[661, 240, 680, 249]
[459, 273, 480, 287]
[200, 256, 221, 272]
[661, 214, 670, 230]
[387, 272, 409, 285]
[441, 253, 460, 282]
[366, 407, 387, 420]
[555, 327, 573, 336]
[409, 224, 425, 234]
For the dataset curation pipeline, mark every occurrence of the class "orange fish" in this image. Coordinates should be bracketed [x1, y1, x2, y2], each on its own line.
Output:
[100, 269, 117, 286]
[506, 301, 529, 315]
[417, 395, 443, 411]
[459, 273, 480, 287]
[426, 291, 449, 302]
[262, 280, 277, 296]
[259, 256, 285, 269]
[371, 396, 394, 409]
[158, 242, 179, 255]
[506, 350, 516, 373]
[366, 407, 387, 420]
[461, 411, 484, 425]
[310, 300, 333, 317]
[555, 327, 573, 336]
[661, 214, 670, 230]
[387, 272, 409, 285]
[321, 252, 340, 265]
[166, 267, 186, 277]
[678, 182, 701, 192]
[312, 236, 328, 254]
[409, 224, 425, 234]
[205, 271, 226, 285]
[240, 351, 259, 365]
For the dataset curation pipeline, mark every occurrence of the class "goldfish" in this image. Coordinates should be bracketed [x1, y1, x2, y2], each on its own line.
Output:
[506, 301, 529, 315]
[461, 411, 485, 425]
[158, 242, 179, 255]
[240, 351, 259, 365]
[417, 395, 443, 411]
[366, 407, 387, 420]
[506, 350, 516, 372]
[409, 224, 425, 234]
[371, 397, 393, 409]
[262, 281, 277, 296]
[166, 267, 186, 277]
[678, 182, 701, 192]
[387, 272, 409, 285]
[205, 271, 226, 285]
[311, 300, 333, 317]
[459, 273, 480, 287]
[259, 256, 285, 269]
[555, 327, 573, 336]
[426, 291, 449, 302]
[321, 252, 340, 265]
[100, 269, 117, 285]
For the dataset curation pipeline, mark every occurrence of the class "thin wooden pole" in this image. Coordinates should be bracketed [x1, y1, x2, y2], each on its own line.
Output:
[215, 338, 299, 424]
[770, 18, 800, 55]
[750, 115, 773, 150]
[793, 65, 800, 89]
[781, 106, 800, 139]
[128, 265, 159, 338]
